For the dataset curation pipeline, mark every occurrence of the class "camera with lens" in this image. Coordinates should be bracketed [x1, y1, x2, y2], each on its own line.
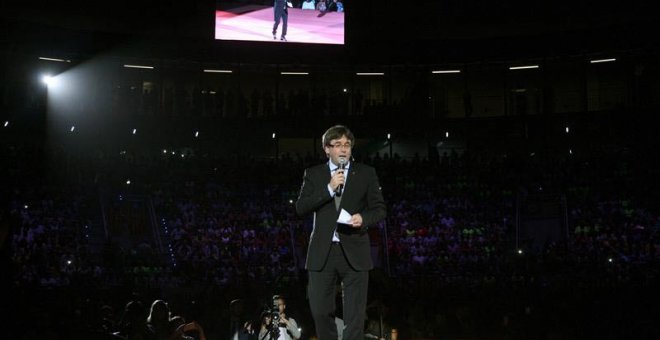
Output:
[261, 296, 281, 340]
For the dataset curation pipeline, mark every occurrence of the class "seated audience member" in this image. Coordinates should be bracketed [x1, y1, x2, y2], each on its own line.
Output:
[302, 0, 315, 10]
[316, 0, 327, 12]
[336, 0, 343, 12]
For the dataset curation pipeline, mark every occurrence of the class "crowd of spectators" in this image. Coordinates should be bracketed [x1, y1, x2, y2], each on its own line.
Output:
[3, 119, 660, 339]
[139, 86, 395, 121]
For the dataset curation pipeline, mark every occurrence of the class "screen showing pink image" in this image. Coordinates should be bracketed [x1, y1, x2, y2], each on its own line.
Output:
[215, 1, 344, 45]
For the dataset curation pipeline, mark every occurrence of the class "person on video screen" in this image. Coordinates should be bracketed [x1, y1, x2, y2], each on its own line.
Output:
[273, 0, 292, 41]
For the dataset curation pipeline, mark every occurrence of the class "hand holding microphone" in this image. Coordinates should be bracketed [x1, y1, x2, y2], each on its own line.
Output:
[329, 158, 346, 196]
[336, 158, 346, 196]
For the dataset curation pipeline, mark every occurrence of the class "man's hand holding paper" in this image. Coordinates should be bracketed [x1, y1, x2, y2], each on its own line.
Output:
[337, 209, 363, 228]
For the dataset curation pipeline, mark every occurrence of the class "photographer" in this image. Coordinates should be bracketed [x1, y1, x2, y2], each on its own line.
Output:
[258, 295, 301, 340]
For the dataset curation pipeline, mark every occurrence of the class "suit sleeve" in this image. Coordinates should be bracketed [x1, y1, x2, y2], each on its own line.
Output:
[295, 168, 333, 217]
[358, 167, 386, 229]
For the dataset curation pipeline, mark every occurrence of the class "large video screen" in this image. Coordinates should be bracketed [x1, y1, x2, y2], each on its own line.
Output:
[215, 1, 345, 45]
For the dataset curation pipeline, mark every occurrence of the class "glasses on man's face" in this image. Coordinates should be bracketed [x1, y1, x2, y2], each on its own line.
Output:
[330, 143, 352, 150]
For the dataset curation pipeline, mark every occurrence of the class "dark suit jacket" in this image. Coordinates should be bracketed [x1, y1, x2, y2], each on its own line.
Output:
[296, 162, 386, 271]
[274, 0, 288, 16]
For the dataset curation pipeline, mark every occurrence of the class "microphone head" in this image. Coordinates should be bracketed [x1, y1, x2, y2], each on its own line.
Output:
[338, 157, 346, 169]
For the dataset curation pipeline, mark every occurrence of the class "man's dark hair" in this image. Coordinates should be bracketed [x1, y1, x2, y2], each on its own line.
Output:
[322, 125, 355, 148]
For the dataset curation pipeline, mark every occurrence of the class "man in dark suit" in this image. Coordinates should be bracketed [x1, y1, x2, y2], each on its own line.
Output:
[273, 0, 290, 41]
[296, 125, 386, 340]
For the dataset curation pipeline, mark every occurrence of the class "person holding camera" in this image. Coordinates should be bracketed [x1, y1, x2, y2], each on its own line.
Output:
[259, 295, 301, 340]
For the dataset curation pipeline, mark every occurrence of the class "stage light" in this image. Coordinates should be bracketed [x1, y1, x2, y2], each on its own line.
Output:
[517, 249, 523, 254]
[356, 72, 384, 76]
[608, 258, 613, 263]
[163, 149, 168, 154]
[132, 128, 137, 135]
[126, 179, 131, 185]
[3, 121, 8, 127]
[565, 126, 570, 133]
[281, 72, 309, 75]
[195, 131, 199, 138]
[70, 126, 75, 132]
[445, 131, 449, 138]
[272, 132, 276, 139]
[387, 133, 391, 140]
[569, 149, 573, 155]
[42, 75, 56, 86]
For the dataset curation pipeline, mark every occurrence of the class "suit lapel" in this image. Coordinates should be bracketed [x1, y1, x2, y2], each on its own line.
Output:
[339, 164, 359, 209]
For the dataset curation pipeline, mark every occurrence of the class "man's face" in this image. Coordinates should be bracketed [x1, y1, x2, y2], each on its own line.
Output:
[275, 298, 286, 314]
[324, 135, 352, 166]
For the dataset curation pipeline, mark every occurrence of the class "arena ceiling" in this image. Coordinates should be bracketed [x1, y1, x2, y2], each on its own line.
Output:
[2, 0, 659, 64]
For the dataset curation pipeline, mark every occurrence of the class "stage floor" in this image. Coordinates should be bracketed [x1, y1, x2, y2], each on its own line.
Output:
[215, 6, 344, 44]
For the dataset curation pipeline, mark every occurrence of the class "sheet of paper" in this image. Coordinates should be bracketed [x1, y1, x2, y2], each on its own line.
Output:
[337, 209, 352, 225]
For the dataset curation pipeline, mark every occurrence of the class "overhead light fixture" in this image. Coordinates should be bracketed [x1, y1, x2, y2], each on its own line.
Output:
[203, 69, 233, 73]
[123, 64, 154, 69]
[281, 72, 309, 75]
[432, 70, 461, 74]
[39, 57, 71, 63]
[356, 72, 384, 76]
[590, 58, 616, 64]
[509, 65, 539, 70]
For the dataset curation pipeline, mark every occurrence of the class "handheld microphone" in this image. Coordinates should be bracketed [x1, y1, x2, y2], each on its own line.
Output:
[337, 157, 346, 196]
